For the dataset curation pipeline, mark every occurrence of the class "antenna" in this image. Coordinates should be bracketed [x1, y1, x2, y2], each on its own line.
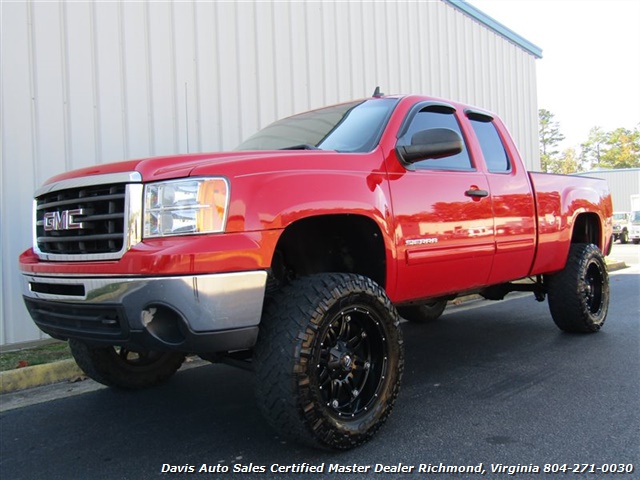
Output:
[184, 83, 190, 153]
[372, 86, 384, 98]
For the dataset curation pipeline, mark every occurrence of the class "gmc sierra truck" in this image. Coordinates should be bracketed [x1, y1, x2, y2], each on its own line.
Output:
[19, 93, 613, 450]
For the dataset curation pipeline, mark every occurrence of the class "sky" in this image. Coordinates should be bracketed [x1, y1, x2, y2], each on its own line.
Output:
[469, 0, 640, 151]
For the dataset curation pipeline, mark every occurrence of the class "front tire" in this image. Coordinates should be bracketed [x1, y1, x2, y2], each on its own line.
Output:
[546, 243, 609, 333]
[254, 273, 404, 450]
[69, 340, 186, 389]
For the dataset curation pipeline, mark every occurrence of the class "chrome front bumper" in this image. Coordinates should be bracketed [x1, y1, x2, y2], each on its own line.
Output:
[22, 271, 267, 352]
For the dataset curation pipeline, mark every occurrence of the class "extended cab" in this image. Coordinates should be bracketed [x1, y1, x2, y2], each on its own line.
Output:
[19, 94, 613, 449]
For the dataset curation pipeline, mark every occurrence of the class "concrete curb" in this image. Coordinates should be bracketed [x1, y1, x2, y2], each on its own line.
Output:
[606, 260, 627, 272]
[0, 359, 83, 394]
[0, 260, 628, 395]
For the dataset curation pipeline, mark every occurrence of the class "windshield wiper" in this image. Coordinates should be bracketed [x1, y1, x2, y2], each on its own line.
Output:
[279, 144, 321, 150]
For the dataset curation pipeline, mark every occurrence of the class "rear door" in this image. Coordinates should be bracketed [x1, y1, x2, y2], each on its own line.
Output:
[465, 111, 537, 284]
[387, 103, 494, 303]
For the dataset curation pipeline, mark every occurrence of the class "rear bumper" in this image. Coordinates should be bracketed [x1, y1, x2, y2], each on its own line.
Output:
[21, 271, 267, 353]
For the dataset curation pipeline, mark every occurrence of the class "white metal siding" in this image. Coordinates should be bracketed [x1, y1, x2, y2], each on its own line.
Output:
[578, 169, 640, 212]
[1, 0, 539, 346]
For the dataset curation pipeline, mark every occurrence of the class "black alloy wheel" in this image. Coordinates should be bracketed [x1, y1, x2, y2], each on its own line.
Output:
[315, 306, 388, 419]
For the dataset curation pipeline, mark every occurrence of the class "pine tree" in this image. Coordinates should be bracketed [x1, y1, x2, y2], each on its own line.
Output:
[539, 109, 565, 172]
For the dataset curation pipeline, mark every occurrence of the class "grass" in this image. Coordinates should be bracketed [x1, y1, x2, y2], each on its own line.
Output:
[0, 342, 72, 372]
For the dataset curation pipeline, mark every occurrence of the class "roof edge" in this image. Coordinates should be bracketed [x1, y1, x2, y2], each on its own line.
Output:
[444, 0, 543, 59]
[576, 168, 640, 174]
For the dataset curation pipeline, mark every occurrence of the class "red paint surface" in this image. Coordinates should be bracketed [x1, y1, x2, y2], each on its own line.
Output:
[19, 95, 613, 304]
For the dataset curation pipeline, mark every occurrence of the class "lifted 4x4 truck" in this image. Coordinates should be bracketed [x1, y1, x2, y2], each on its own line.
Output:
[20, 93, 613, 450]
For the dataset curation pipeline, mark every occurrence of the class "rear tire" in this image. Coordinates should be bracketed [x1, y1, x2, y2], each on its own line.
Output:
[546, 243, 609, 333]
[254, 273, 404, 450]
[397, 300, 447, 323]
[69, 340, 185, 389]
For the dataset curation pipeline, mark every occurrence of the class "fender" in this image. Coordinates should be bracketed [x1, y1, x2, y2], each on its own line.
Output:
[191, 149, 399, 292]
[529, 172, 613, 275]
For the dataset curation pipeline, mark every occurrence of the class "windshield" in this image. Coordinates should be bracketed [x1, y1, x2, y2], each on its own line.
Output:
[235, 98, 398, 153]
[631, 211, 640, 223]
[613, 213, 628, 221]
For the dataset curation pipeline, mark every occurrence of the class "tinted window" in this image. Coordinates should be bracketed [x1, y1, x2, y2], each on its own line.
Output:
[235, 98, 398, 153]
[470, 119, 511, 172]
[397, 110, 472, 170]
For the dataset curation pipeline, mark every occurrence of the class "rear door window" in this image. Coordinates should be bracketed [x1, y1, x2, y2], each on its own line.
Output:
[469, 117, 511, 173]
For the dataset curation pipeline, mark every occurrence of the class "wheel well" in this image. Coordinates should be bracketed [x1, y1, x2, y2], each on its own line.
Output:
[571, 213, 602, 248]
[270, 215, 386, 288]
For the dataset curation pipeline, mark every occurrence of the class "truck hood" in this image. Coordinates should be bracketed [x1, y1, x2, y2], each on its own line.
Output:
[43, 151, 309, 185]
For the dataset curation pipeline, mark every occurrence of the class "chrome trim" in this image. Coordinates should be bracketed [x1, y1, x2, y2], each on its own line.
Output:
[22, 271, 268, 332]
[126, 184, 143, 250]
[35, 171, 142, 197]
[33, 181, 144, 262]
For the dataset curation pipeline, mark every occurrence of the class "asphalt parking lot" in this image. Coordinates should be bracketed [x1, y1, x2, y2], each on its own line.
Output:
[1, 244, 638, 480]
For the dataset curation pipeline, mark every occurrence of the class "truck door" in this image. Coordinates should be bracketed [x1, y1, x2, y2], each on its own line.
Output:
[465, 112, 537, 284]
[387, 103, 494, 303]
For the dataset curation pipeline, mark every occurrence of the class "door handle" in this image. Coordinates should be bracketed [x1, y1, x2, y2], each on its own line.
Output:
[465, 189, 489, 198]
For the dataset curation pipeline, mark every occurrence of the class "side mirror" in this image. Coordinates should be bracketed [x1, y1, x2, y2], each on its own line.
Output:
[396, 128, 463, 164]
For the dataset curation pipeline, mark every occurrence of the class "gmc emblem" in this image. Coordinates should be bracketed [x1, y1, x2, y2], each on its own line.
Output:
[43, 209, 85, 231]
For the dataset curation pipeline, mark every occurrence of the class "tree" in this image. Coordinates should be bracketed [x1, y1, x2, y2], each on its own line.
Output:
[539, 109, 565, 172]
[547, 147, 581, 174]
[598, 127, 640, 169]
[579, 126, 607, 171]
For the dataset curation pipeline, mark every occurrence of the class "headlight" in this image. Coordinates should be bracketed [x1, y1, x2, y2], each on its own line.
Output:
[143, 178, 229, 238]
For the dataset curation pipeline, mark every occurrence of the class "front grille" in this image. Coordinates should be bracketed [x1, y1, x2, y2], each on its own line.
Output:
[24, 297, 127, 340]
[36, 184, 126, 256]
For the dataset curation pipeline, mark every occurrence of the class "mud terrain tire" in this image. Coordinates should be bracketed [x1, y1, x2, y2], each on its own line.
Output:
[254, 273, 404, 450]
[69, 340, 185, 389]
[546, 243, 609, 333]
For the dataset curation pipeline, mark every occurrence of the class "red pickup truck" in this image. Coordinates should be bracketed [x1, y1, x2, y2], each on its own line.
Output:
[19, 93, 613, 450]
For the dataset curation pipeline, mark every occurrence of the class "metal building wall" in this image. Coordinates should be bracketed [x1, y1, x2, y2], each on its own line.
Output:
[578, 169, 640, 212]
[1, 0, 540, 346]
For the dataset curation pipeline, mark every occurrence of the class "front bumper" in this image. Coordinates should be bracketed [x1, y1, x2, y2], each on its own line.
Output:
[22, 271, 267, 353]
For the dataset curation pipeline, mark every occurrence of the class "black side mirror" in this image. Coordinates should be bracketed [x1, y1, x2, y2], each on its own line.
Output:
[396, 128, 463, 164]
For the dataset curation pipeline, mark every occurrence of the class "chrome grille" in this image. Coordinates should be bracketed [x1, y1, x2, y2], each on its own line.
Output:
[36, 184, 126, 255]
[33, 172, 143, 261]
